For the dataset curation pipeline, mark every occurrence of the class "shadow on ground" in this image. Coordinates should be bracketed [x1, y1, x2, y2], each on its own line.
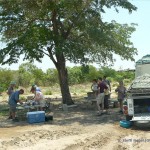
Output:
[0, 99, 125, 128]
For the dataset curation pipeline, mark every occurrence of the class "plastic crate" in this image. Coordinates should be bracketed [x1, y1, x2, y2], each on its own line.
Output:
[27, 111, 45, 123]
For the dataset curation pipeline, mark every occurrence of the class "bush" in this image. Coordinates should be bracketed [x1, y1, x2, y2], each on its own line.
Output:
[124, 79, 132, 85]
[112, 82, 119, 88]
[20, 96, 26, 101]
[0, 87, 3, 93]
[44, 90, 52, 95]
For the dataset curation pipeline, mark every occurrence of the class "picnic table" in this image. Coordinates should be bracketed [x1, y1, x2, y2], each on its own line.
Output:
[85, 92, 118, 109]
[16, 104, 42, 121]
[16, 99, 51, 121]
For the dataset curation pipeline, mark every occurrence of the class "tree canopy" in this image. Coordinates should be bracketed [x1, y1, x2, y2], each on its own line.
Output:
[0, 0, 137, 65]
[0, 0, 137, 104]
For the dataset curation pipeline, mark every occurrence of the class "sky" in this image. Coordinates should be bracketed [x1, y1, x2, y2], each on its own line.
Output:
[0, 0, 150, 72]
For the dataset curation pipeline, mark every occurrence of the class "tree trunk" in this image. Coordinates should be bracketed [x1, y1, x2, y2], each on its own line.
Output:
[47, 46, 74, 105]
[56, 63, 74, 105]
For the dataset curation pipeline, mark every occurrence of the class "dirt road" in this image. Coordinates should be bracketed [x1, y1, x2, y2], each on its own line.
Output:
[0, 106, 150, 150]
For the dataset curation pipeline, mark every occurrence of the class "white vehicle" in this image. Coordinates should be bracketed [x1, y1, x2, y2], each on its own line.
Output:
[123, 55, 150, 127]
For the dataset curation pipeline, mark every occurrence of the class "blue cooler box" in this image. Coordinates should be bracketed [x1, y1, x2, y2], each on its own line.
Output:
[27, 111, 45, 123]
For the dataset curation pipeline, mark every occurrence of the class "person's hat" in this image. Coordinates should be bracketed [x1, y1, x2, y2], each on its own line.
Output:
[10, 81, 16, 85]
[32, 84, 37, 87]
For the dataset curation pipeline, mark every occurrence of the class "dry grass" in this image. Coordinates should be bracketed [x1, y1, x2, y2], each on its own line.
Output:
[0, 81, 128, 103]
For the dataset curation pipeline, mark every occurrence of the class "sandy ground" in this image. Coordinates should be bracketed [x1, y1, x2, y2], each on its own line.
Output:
[0, 101, 150, 150]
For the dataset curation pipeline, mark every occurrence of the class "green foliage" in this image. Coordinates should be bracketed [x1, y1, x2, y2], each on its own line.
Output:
[0, 0, 137, 104]
[0, 104, 9, 116]
[112, 82, 119, 88]
[18, 63, 35, 86]
[20, 96, 26, 101]
[68, 66, 83, 84]
[0, 86, 3, 93]
[0, 111, 8, 116]
[18, 62, 49, 87]
[44, 90, 52, 95]
[0, 68, 16, 91]
[0, 64, 135, 87]
[116, 70, 135, 82]
[86, 65, 100, 82]
[107, 77, 114, 82]
[0, 0, 137, 66]
[114, 74, 124, 82]
[123, 79, 132, 86]
[99, 67, 116, 78]
[45, 69, 59, 86]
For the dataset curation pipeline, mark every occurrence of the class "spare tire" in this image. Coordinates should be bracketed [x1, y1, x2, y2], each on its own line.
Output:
[120, 120, 132, 128]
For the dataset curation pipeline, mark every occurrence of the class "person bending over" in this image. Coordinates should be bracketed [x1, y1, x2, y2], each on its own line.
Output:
[31, 87, 45, 111]
[8, 89, 24, 122]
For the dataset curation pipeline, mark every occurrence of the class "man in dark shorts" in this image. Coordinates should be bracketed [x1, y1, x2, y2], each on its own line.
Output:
[104, 83, 111, 114]
[103, 76, 111, 97]
[8, 89, 24, 122]
[7, 81, 16, 119]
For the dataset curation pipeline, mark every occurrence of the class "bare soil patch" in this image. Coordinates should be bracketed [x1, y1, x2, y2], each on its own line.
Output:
[0, 100, 150, 150]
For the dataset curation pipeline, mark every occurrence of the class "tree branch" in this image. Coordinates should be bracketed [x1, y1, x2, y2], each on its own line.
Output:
[47, 44, 57, 66]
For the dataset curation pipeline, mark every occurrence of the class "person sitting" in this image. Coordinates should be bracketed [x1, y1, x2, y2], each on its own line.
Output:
[30, 87, 45, 111]
[8, 89, 24, 122]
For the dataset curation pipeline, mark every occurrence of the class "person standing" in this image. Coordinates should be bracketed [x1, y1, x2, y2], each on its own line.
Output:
[115, 81, 126, 113]
[104, 83, 111, 114]
[97, 77, 108, 115]
[8, 89, 24, 122]
[103, 76, 111, 97]
[7, 81, 16, 119]
[91, 79, 98, 98]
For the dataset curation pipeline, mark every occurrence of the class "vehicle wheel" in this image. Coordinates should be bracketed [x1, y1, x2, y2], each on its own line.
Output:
[126, 115, 133, 121]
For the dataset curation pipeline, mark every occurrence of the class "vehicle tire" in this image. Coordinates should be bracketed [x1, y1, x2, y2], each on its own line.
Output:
[126, 115, 133, 121]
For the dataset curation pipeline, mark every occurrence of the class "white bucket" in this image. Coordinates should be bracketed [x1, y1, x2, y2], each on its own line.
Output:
[62, 104, 68, 111]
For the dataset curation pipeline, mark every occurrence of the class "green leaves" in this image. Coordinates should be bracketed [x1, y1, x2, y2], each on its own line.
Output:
[0, 0, 137, 66]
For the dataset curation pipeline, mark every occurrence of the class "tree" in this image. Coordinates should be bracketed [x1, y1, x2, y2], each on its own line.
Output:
[68, 66, 83, 84]
[87, 65, 100, 81]
[0, 0, 137, 104]
[18, 63, 33, 87]
[45, 68, 59, 85]
[100, 67, 116, 78]
[18, 62, 46, 86]
[0, 68, 16, 91]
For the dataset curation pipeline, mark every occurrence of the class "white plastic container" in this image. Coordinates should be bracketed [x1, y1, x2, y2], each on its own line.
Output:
[62, 104, 68, 111]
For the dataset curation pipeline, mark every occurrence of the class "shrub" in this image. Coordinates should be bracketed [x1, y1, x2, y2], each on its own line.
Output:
[20, 96, 26, 101]
[112, 82, 119, 88]
[44, 90, 52, 95]
[124, 79, 132, 86]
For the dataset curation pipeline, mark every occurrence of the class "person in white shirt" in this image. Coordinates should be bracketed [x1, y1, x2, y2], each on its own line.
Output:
[31, 87, 45, 111]
[91, 79, 98, 98]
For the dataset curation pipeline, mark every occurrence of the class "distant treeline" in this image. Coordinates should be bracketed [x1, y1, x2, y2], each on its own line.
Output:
[0, 62, 135, 92]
